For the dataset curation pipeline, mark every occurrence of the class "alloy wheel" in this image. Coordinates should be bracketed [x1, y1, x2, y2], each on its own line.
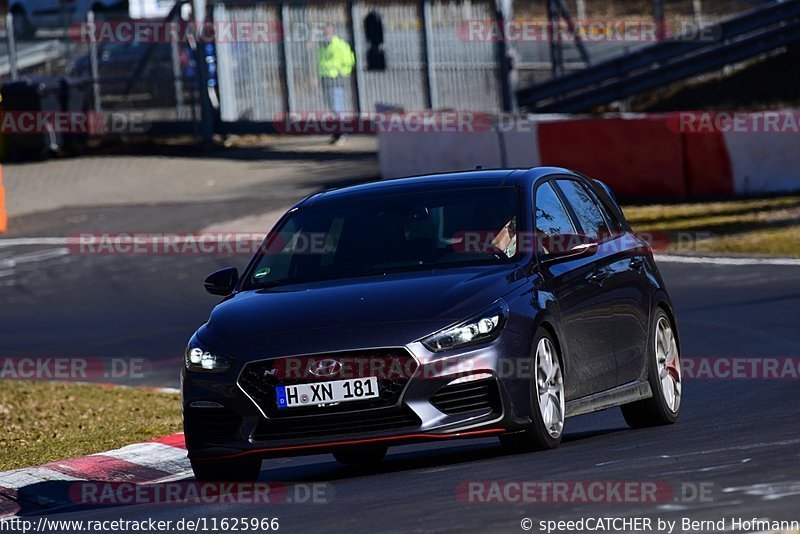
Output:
[655, 316, 681, 412]
[535, 337, 565, 438]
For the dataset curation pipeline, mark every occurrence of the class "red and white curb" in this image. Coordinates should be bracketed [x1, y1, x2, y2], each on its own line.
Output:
[0, 433, 188, 518]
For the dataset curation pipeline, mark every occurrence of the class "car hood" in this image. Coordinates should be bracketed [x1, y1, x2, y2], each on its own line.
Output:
[200, 265, 526, 358]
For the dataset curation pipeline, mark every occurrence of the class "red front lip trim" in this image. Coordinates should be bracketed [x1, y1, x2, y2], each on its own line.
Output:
[193, 427, 506, 462]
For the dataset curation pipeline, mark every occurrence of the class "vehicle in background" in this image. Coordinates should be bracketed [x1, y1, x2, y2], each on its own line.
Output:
[68, 41, 196, 81]
[8, 0, 127, 38]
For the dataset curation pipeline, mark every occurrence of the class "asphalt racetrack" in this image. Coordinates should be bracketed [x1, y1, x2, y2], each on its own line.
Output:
[1, 242, 799, 532]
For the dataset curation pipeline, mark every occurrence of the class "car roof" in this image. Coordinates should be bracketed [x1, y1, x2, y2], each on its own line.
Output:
[301, 167, 581, 206]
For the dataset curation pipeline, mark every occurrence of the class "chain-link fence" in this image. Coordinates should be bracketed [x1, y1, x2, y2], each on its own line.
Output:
[215, 2, 286, 121]
[426, 0, 499, 110]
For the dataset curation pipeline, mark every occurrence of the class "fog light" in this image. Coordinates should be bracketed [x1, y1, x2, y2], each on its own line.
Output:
[447, 372, 493, 386]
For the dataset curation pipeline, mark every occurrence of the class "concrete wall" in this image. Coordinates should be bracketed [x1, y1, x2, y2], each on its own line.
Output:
[378, 112, 800, 199]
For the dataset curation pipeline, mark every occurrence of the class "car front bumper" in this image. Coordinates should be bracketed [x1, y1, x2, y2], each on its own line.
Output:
[182, 330, 533, 461]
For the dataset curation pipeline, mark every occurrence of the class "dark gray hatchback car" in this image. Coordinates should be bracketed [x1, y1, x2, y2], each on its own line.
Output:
[183, 167, 682, 482]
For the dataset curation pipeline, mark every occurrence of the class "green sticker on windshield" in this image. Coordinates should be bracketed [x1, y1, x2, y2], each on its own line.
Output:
[254, 267, 271, 279]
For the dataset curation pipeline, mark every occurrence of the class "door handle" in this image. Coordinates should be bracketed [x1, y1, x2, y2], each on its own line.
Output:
[590, 271, 606, 283]
[630, 257, 645, 270]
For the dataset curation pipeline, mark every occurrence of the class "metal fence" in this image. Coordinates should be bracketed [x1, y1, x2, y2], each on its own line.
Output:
[213, 0, 506, 128]
[212, 0, 764, 128]
[215, 2, 284, 121]
[1, 0, 770, 140]
[354, 1, 428, 112]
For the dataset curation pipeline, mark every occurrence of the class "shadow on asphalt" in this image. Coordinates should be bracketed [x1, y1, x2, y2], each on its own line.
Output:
[11, 427, 629, 518]
[4, 174, 379, 237]
[90, 138, 378, 164]
[255, 426, 630, 483]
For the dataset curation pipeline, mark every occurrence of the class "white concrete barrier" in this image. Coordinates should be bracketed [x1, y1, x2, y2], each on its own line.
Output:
[724, 132, 800, 195]
[377, 119, 543, 179]
[499, 119, 541, 168]
[378, 129, 503, 179]
[378, 112, 800, 199]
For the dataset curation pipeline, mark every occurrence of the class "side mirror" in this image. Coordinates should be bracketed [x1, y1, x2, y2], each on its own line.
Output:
[204, 267, 239, 296]
[541, 234, 598, 263]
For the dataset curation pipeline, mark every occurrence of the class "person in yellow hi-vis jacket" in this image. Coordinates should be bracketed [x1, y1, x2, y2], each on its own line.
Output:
[318, 24, 355, 144]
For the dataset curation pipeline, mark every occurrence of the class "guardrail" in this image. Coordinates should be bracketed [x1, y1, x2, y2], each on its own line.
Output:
[0, 37, 66, 79]
[517, 0, 800, 112]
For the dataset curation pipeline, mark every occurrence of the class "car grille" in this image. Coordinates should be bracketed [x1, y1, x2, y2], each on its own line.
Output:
[430, 377, 502, 415]
[251, 406, 421, 442]
[238, 348, 418, 418]
[184, 406, 243, 439]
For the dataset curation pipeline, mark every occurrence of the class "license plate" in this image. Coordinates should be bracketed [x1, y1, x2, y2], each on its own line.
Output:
[276, 377, 379, 409]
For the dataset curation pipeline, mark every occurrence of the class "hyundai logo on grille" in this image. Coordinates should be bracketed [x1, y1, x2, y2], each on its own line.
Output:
[308, 358, 342, 377]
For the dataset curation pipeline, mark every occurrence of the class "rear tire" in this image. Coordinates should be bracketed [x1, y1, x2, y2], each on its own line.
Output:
[190, 457, 262, 482]
[621, 308, 682, 428]
[500, 328, 565, 452]
[333, 446, 387, 467]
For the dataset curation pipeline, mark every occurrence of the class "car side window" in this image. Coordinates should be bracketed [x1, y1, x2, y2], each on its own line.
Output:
[555, 179, 611, 241]
[599, 203, 624, 235]
[590, 182, 625, 235]
[535, 182, 576, 237]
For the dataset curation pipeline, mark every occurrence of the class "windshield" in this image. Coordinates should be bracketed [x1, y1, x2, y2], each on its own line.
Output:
[244, 186, 521, 288]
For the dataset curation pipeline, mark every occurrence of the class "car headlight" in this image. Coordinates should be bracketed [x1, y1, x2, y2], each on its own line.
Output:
[421, 300, 509, 352]
[184, 343, 232, 373]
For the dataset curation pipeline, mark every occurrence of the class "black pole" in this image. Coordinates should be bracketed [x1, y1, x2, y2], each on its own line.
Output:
[346, 0, 361, 114]
[191, 2, 214, 146]
[654, 0, 666, 41]
[494, 0, 513, 112]
[277, 3, 292, 113]
[418, 0, 434, 109]
[546, 0, 563, 77]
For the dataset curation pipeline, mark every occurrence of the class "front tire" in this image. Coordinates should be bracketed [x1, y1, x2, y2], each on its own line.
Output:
[190, 457, 262, 482]
[621, 308, 682, 428]
[500, 328, 565, 451]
